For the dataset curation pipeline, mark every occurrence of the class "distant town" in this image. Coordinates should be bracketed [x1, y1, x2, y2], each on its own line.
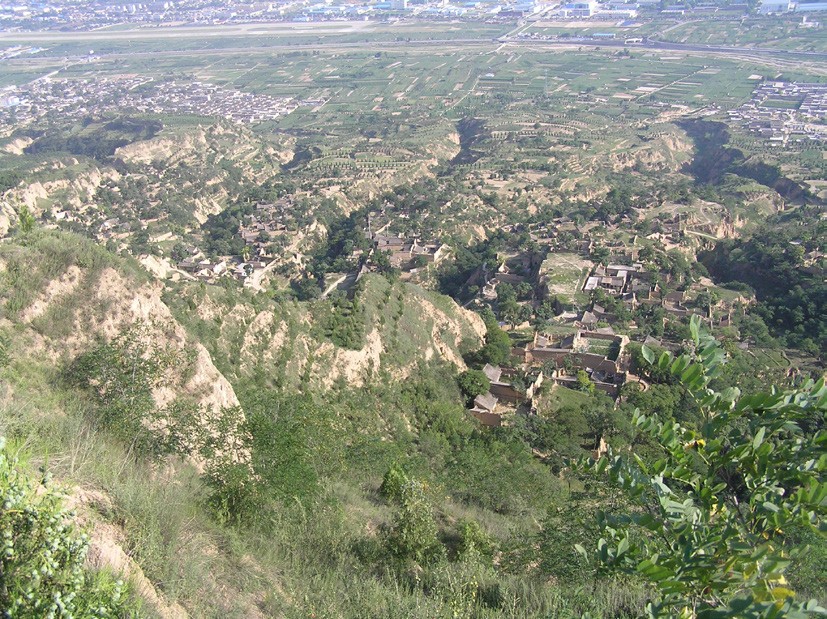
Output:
[2, 0, 826, 31]
[729, 81, 827, 144]
[0, 74, 318, 127]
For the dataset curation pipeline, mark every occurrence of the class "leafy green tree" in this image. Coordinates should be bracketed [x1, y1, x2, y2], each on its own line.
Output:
[591, 245, 611, 265]
[63, 323, 194, 455]
[457, 370, 491, 400]
[201, 395, 332, 525]
[694, 290, 719, 314]
[576, 316, 827, 617]
[469, 320, 512, 367]
[291, 276, 321, 301]
[575, 369, 595, 394]
[16, 204, 35, 235]
[129, 229, 150, 255]
[0, 438, 131, 617]
[585, 392, 632, 445]
[498, 297, 521, 328]
[170, 242, 189, 262]
[386, 479, 444, 566]
[738, 314, 776, 348]
[516, 282, 534, 301]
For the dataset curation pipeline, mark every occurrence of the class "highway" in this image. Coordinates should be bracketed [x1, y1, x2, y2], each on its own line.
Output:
[1, 25, 826, 63]
[505, 37, 827, 60]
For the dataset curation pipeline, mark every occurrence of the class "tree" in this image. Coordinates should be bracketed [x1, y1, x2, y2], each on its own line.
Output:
[63, 323, 195, 456]
[0, 438, 131, 617]
[575, 369, 595, 394]
[457, 369, 491, 400]
[468, 320, 512, 367]
[386, 479, 444, 566]
[498, 297, 521, 328]
[16, 204, 35, 234]
[695, 290, 720, 314]
[516, 281, 534, 301]
[575, 316, 827, 617]
[591, 245, 611, 265]
[170, 241, 189, 262]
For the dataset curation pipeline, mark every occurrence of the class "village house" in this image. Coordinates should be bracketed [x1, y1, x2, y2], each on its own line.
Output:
[583, 262, 646, 295]
[468, 364, 543, 427]
[514, 330, 629, 396]
[373, 234, 449, 270]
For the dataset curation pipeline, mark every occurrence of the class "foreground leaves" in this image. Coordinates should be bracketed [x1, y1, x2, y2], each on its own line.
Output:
[576, 316, 827, 618]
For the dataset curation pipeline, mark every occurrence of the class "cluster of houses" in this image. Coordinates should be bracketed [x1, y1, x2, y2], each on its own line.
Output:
[354, 208, 451, 273]
[729, 81, 827, 144]
[239, 198, 296, 258]
[98, 216, 132, 238]
[461, 216, 758, 428]
[476, 253, 541, 301]
[372, 234, 450, 269]
[135, 81, 303, 125]
[177, 253, 269, 284]
[469, 364, 544, 427]
[470, 328, 631, 426]
[0, 76, 308, 128]
[0, 75, 153, 127]
[0, 0, 297, 29]
[583, 262, 652, 298]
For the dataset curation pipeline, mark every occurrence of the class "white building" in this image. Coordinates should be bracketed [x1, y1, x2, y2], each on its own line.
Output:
[759, 0, 793, 13]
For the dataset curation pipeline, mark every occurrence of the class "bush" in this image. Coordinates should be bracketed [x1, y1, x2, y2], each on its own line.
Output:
[380, 462, 409, 503]
[0, 437, 131, 617]
[457, 370, 491, 399]
[385, 479, 444, 566]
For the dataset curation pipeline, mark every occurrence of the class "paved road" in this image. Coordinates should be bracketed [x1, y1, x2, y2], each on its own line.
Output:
[3, 26, 826, 62]
[522, 37, 827, 60]
[0, 21, 375, 41]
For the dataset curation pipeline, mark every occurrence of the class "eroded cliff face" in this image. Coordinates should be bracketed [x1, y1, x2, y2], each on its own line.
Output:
[0, 246, 240, 421]
[68, 488, 189, 619]
[177, 274, 486, 392]
[0, 233, 285, 617]
[0, 121, 292, 239]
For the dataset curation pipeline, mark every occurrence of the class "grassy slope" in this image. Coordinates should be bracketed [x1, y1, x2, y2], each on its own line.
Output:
[0, 231, 643, 618]
[164, 273, 484, 396]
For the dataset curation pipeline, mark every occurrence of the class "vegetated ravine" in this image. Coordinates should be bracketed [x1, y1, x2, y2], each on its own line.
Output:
[450, 117, 488, 166]
[677, 119, 813, 203]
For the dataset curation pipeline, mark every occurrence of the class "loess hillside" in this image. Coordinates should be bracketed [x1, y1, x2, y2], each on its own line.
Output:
[0, 35, 825, 619]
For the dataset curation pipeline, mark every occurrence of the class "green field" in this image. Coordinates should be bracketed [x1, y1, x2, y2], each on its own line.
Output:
[658, 17, 827, 52]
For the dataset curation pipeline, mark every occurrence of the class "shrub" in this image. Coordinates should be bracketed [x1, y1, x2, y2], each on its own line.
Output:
[385, 479, 444, 566]
[379, 462, 409, 503]
[0, 437, 131, 617]
[457, 370, 491, 400]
